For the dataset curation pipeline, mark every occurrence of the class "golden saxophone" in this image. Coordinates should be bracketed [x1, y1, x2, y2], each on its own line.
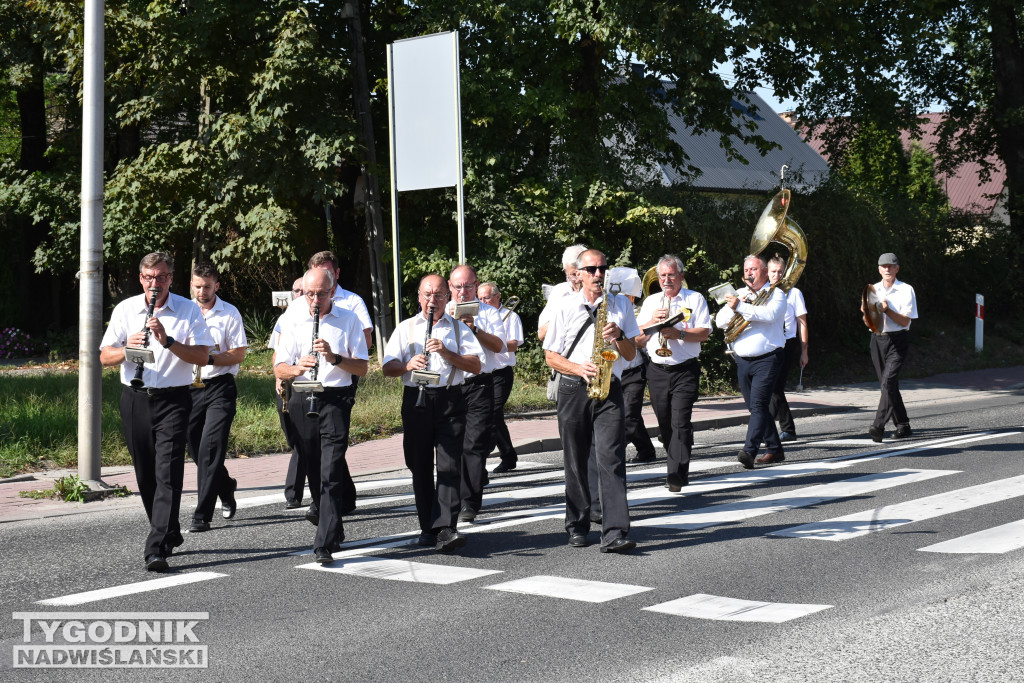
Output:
[586, 283, 620, 402]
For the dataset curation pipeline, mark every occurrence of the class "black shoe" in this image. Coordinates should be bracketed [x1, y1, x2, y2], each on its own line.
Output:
[458, 506, 477, 523]
[590, 513, 603, 524]
[869, 425, 884, 443]
[493, 461, 517, 473]
[737, 450, 755, 469]
[221, 477, 237, 520]
[189, 520, 210, 533]
[629, 452, 656, 464]
[145, 554, 169, 572]
[435, 528, 467, 553]
[600, 538, 636, 554]
[568, 532, 589, 548]
[285, 499, 302, 509]
[305, 505, 319, 527]
[342, 502, 357, 516]
[779, 431, 797, 442]
[895, 425, 913, 439]
[165, 532, 185, 555]
[314, 547, 333, 564]
[416, 532, 437, 547]
[482, 471, 490, 487]
[666, 473, 686, 493]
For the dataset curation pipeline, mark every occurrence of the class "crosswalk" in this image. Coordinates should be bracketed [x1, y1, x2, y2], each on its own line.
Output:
[35, 428, 1024, 624]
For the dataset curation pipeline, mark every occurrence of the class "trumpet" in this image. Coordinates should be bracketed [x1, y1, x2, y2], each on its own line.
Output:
[128, 288, 159, 388]
[655, 292, 673, 357]
[501, 295, 521, 322]
[192, 357, 206, 388]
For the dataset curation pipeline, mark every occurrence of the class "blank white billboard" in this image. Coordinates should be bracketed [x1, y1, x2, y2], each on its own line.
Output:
[389, 32, 461, 192]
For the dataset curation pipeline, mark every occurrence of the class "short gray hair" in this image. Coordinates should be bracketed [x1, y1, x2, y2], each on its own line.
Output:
[139, 252, 173, 273]
[561, 244, 587, 268]
[657, 254, 685, 274]
[743, 254, 767, 268]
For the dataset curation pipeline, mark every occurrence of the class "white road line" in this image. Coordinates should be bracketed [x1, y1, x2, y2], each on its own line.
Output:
[298, 557, 501, 584]
[918, 519, 1024, 554]
[632, 469, 958, 530]
[485, 575, 653, 603]
[771, 474, 1024, 541]
[643, 594, 831, 622]
[37, 572, 227, 607]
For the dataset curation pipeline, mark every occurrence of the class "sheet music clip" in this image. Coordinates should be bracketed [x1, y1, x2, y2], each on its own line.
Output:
[411, 370, 440, 386]
[291, 380, 324, 393]
[125, 346, 155, 364]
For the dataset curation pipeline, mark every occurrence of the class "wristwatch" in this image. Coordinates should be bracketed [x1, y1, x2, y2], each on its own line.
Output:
[207, 353, 215, 366]
[330, 353, 342, 366]
[162, 336, 175, 349]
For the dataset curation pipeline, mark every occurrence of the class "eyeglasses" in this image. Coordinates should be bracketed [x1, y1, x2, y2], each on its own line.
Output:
[291, 288, 303, 294]
[420, 292, 449, 302]
[580, 265, 608, 275]
[304, 290, 331, 299]
[141, 273, 171, 284]
[451, 283, 477, 291]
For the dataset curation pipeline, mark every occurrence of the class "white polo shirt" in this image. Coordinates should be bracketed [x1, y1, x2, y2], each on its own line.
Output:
[637, 288, 712, 365]
[193, 296, 247, 379]
[873, 279, 918, 332]
[274, 304, 368, 388]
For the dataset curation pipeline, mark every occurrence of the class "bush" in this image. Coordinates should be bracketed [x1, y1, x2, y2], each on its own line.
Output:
[0, 327, 47, 359]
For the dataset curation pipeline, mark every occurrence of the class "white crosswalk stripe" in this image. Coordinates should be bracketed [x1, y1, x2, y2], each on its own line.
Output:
[298, 557, 501, 584]
[485, 575, 653, 603]
[37, 573, 227, 606]
[643, 594, 831, 622]
[919, 519, 1024, 554]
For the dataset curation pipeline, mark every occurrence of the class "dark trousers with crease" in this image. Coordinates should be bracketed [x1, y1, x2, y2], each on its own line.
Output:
[288, 386, 355, 552]
[402, 385, 466, 533]
[491, 366, 517, 464]
[621, 362, 657, 459]
[769, 337, 800, 435]
[735, 349, 783, 456]
[119, 386, 191, 559]
[648, 359, 701, 482]
[870, 331, 910, 429]
[556, 375, 630, 546]
[187, 374, 237, 523]
[278, 391, 306, 504]
[460, 375, 494, 513]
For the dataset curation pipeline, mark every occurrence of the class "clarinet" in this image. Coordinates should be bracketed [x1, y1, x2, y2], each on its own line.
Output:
[306, 304, 321, 417]
[130, 288, 159, 388]
[414, 304, 436, 409]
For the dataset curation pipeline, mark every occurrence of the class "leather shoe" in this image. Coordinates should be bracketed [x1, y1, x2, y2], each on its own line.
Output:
[493, 461, 517, 473]
[755, 450, 785, 465]
[314, 547, 333, 564]
[145, 554, 169, 572]
[189, 520, 210, 533]
[221, 477, 237, 519]
[868, 425, 884, 443]
[285, 499, 302, 509]
[629, 452, 656, 464]
[600, 538, 636, 554]
[779, 431, 797, 442]
[590, 513, 602, 524]
[895, 425, 913, 439]
[416, 532, 437, 547]
[737, 450, 755, 469]
[666, 473, 687, 492]
[458, 506, 477, 523]
[342, 502, 357, 516]
[568, 532, 588, 547]
[305, 505, 319, 527]
[435, 528, 467, 552]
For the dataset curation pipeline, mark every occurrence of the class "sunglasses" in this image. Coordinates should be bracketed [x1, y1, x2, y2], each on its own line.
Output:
[580, 265, 608, 275]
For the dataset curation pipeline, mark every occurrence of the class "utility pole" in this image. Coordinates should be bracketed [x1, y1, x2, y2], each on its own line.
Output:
[343, 0, 392, 360]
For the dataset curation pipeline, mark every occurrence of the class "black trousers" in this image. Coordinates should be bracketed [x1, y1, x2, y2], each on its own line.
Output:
[555, 375, 630, 546]
[402, 385, 466, 533]
[647, 359, 700, 481]
[461, 374, 494, 513]
[187, 374, 237, 523]
[621, 362, 657, 459]
[288, 386, 356, 552]
[491, 366, 517, 463]
[119, 386, 191, 559]
[735, 350, 783, 456]
[769, 337, 800, 435]
[278, 391, 306, 504]
[870, 331, 911, 429]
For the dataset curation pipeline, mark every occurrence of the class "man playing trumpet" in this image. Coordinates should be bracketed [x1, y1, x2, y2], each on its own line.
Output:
[635, 255, 711, 491]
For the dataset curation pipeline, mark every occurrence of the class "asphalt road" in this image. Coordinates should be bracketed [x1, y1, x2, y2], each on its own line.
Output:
[2, 391, 1022, 682]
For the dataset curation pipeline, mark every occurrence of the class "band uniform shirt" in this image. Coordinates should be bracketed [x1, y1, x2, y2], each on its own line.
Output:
[454, 300, 506, 377]
[714, 282, 787, 357]
[194, 296, 248, 379]
[101, 292, 215, 388]
[872, 278, 918, 332]
[637, 288, 712, 365]
[278, 286, 373, 336]
[542, 290, 640, 381]
[274, 305, 369, 388]
[494, 307, 524, 370]
[382, 311, 485, 388]
[783, 288, 808, 340]
[538, 281, 576, 330]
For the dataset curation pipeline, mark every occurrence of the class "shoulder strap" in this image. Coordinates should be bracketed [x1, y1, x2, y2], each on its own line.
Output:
[447, 319, 462, 387]
[566, 317, 595, 358]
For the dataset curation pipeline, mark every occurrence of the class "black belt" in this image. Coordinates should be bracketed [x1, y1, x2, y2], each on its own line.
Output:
[464, 374, 493, 386]
[127, 384, 189, 396]
[874, 330, 908, 337]
[651, 357, 699, 372]
[404, 384, 460, 395]
[739, 348, 783, 362]
[193, 373, 234, 387]
[321, 385, 357, 397]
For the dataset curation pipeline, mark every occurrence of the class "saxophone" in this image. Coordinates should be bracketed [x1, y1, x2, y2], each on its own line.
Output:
[586, 283, 621, 402]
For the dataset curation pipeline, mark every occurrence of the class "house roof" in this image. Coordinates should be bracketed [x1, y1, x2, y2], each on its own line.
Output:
[789, 112, 1006, 215]
[659, 90, 831, 193]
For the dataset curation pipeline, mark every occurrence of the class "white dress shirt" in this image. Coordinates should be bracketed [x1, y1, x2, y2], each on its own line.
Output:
[101, 292, 214, 388]
[538, 281, 576, 329]
[873, 279, 918, 332]
[714, 282, 787, 357]
[382, 312, 486, 388]
[278, 286, 372, 335]
[494, 308, 524, 370]
[783, 287, 808, 340]
[453, 300, 506, 376]
[274, 304, 369, 388]
[637, 288, 712, 365]
[542, 291, 640, 380]
[194, 296, 248, 379]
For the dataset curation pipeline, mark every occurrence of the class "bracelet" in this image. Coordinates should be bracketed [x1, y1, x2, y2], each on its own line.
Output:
[162, 336, 175, 349]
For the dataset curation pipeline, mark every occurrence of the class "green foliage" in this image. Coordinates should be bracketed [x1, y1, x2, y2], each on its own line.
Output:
[53, 474, 89, 503]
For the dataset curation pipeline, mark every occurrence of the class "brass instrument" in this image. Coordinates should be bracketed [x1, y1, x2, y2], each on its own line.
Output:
[413, 304, 440, 408]
[862, 284, 884, 333]
[501, 295, 521, 322]
[655, 293, 673, 357]
[191, 361, 206, 388]
[586, 282, 621, 402]
[720, 188, 808, 344]
[127, 288, 159, 388]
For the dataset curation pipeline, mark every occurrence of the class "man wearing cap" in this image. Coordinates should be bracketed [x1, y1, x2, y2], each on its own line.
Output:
[864, 253, 918, 442]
